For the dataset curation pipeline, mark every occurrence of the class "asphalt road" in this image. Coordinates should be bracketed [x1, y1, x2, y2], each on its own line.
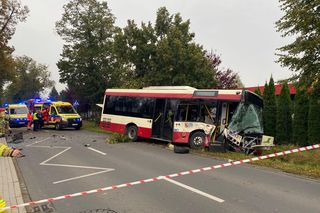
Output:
[9, 127, 320, 213]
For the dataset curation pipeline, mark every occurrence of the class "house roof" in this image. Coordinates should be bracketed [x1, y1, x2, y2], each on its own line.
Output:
[245, 84, 296, 95]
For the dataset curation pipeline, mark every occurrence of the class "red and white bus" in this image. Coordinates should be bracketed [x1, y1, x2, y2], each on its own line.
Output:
[100, 86, 274, 153]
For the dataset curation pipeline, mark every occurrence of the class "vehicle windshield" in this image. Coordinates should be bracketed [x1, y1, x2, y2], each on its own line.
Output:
[56, 105, 77, 114]
[228, 102, 263, 134]
[10, 107, 28, 115]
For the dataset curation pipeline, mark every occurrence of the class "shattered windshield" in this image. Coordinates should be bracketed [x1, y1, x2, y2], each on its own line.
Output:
[228, 102, 263, 134]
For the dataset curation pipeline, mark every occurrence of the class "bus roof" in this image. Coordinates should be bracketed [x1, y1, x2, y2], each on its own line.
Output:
[105, 87, 243, 101]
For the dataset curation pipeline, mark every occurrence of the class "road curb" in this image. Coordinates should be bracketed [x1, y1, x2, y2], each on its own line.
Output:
[0, 137, 27, 213]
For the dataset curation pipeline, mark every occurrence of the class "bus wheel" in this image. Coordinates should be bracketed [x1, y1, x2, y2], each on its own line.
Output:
[126, 125, 138, 141]
[189, 132, 205, 149]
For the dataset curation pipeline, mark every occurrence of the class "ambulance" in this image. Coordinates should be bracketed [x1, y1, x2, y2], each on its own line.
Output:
[6, 104, 28, 128]
[34, 101, 82, 130]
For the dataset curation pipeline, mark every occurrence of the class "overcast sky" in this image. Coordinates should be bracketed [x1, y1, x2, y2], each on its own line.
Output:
[10, 0, 292, 92]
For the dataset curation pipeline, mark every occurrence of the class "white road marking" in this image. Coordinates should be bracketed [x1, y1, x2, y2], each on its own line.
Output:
[26, 136, 114, 184]
[26, 137, 51, 147]
[53, 170, 114, 184]
[40, 147, 72, 165]
[87, 147, 107, 156]
[164, 178, 225, 203]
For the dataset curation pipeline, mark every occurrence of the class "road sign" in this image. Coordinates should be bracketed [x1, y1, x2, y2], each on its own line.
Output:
[73, 100, 79, 107]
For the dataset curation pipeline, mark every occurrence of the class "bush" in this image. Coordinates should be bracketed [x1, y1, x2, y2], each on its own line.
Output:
[276, 82, 292, 144]
[106, 133, 131, 144]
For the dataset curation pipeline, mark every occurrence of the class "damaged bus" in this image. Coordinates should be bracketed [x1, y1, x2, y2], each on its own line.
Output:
[100, 86, 274, 154]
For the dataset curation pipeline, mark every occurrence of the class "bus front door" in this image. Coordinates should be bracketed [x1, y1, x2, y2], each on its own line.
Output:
[152, 99, 166, 138]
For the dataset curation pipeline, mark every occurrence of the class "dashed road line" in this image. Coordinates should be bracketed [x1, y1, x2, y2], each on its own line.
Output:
[87, 147, 107, 156]
[164, 177, 225, 203]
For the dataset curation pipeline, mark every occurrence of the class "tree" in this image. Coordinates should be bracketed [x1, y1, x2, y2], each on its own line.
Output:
[113, 20, 156, 88]
[0, 0, 29, 104]
[49, 86, 60, 101]
[293, 85, 309, 146]
[60, 84, 90, 113]
[59, 85, 77, 103]
[254, 87, 262, 96]
[206, 52, 243, 89]
[276, 0, 320, 85]
[56, 0, 119, 109]
[214, 69, 243, 89]
[113, 7, 216, 88]
[263, 77, 277, 138]
[308, 81, 320, 145]
[149, 8, 215, 88]
[276, 82, 292, 144]
[4, 56, 53, 103]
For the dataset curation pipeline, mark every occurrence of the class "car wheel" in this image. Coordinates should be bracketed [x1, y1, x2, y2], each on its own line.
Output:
[189, 132, 205, 149]
[55, 123, 61, 130]
[126, 125, 138, 141]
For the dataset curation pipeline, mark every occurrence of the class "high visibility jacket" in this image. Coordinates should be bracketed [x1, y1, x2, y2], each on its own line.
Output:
[41, 109, 49, 121]
[27, 112, 32, 121]
[33, 112, 39, 121]
[0, 197, 6, 213]
[0, 144, 12, 213]
[0, 143, 13, 157]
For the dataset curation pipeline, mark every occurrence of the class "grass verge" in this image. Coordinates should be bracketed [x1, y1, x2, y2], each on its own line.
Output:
[82, 120, 130, 144]
[82, 120, 111, 135]
[193, 145, 320, 179]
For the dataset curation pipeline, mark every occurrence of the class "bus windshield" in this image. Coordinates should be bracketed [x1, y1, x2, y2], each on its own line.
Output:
[56, 105, 77, 114]
[228, 102, 263, 134]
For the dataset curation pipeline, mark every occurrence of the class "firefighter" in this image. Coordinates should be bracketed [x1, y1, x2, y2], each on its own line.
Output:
[27, 110, 32, 130]
[0, 109, 10, 136]
[0, 143, 23, 213]
[41, 106, 49, 126]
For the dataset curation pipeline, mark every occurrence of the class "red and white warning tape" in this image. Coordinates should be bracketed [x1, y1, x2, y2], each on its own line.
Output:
[1, 144, 319, 211]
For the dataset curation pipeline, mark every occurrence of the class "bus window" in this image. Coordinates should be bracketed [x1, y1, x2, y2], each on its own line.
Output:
[187, 105, 201, 122]
[200, 103, 217, 124]
[175, 105, 188, 121]
[104, 96, 117, 114]
[104, 96, 155, 119]
[139, 98, 155, 118]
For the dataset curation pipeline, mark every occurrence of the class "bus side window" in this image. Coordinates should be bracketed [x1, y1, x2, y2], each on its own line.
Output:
[187, 105, 200, 122]
[175, 105, 187, 121]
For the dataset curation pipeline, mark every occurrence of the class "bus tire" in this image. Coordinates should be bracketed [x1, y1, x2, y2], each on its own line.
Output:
[126, 125, 138, 141]
[189, 132, 205, 149]
[174, 145, 190, 154]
